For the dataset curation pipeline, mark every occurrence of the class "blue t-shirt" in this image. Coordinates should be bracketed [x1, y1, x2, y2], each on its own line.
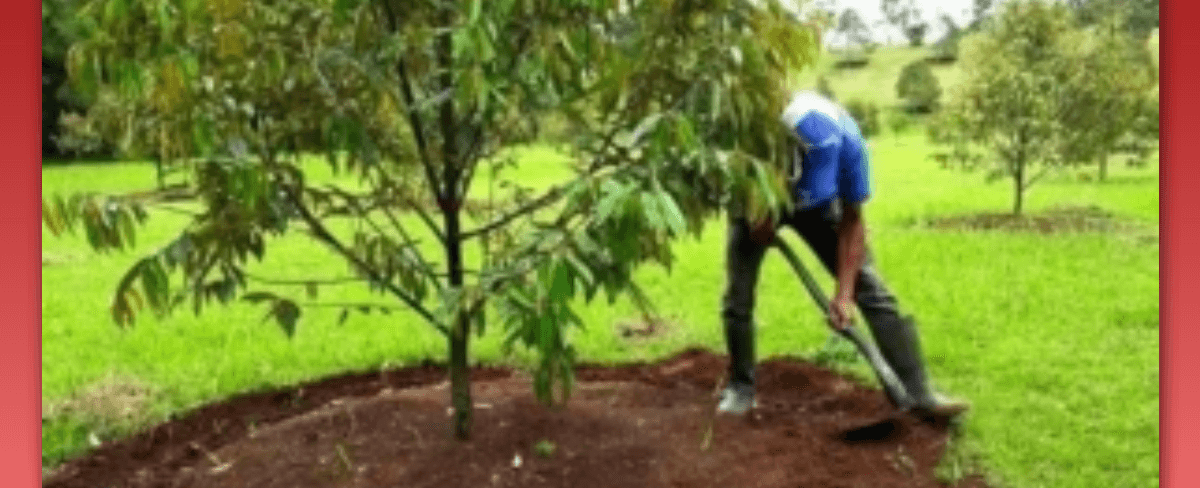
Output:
[779, 92, 871, 210]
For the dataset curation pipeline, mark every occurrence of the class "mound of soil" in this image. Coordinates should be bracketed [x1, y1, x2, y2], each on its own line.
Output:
[44, 350, 989, 488]
[926, 205, 1149, 235]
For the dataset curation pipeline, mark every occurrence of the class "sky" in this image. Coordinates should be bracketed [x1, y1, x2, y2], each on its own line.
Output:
[802, 0, 992, 47]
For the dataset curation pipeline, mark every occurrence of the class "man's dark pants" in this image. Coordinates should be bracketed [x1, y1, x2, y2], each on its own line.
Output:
[722, 199, 931, 402]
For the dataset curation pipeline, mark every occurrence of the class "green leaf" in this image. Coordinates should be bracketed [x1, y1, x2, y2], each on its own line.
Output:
[83, 216, 103, 251]
[548, 259, 573, 300]
[507, 287, 535, 313]
[674, 115, 697, 148]
[153, 260, 171, 309]
[248, 233, 265, 260]
[140, 259, 163, 311]
[112, 260, 146, 327]
[163, 233, 193, 267]
[595, 181, 634, 223]
[469, 0, 483, 25]
[41, 199, 60, 235]
[538, 313, 555, 357]
[333, 0, 362, 23]
[656, 190, 687, 235]
[272, 299, 301, 338]
[558, 344, 575, 399]
[117, 208, 137, 250]
[55, 195, 72, 233]
[563, 252, 594, 289]
[629, 113, 665, 145]
[216, 278, 239, 303]
[640, 192, 664, 231]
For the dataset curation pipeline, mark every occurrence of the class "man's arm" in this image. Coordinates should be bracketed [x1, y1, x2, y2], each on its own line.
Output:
[830, 202, 866, 329]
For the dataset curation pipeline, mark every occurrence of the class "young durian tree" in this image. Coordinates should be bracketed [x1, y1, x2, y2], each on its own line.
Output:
[44, 0, 820, 439]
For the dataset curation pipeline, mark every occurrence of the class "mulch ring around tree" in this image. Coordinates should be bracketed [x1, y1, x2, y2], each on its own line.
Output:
[44, 349, 991, 488]
[924, 205, 1153, 236]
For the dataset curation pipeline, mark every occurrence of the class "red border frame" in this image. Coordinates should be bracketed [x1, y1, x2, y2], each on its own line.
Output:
[1161, 0, 1195, 486]
[1, 0, 42, 486]
[6, 0, 1186, 486]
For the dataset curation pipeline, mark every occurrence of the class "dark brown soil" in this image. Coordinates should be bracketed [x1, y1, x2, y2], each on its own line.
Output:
[926, 205, 1150, 235]
[43, 349, 990, 488]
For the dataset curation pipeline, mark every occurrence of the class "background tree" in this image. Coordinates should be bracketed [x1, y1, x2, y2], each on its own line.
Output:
[843, 99, 880, 139]
[836, 8, 872, 49]
[927, 13, 962, 62]
[938, 13, 961, 43]
[895, 60, 941, 113]
[44, 0, 818, 440]
[880, 0, 926, 46]
[970, 0, 995, 29]
[42, 0, 99, 159]
[1057, 10, 1158, 180]
[930, 0, 1084, 215]
[903, 23, 928, 47]
[1065, 0, 1158, 39]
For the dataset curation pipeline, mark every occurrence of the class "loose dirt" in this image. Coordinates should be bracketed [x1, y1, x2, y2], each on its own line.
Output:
[44, 349, 989, 488]
[925, 205, 1150, 235]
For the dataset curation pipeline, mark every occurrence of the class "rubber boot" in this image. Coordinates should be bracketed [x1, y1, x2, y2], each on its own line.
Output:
[868, 314, 969, 419]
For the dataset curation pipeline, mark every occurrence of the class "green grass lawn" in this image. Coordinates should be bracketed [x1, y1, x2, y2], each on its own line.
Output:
[43, 125, 1158, 488]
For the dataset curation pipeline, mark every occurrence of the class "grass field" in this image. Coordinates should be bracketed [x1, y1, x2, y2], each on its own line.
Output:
[43, 47, 1159, 487]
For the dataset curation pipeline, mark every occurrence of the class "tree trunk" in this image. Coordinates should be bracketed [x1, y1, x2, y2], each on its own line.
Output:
[1012, 127, 1027, 216]
[1013, 154, 1025, 216]
[438, 2, 469, 441]
[155, 158, 165, 190]
[448, 313, 472, 440]
[444, 205, 472, 440]
[1099, 153, 1108, 182]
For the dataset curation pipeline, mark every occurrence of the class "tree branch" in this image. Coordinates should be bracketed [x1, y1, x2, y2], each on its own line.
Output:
[284, 185, 448, 335]
[456, 127, 486, 201]
[459, 116, 636, 242]
[374, 198, 446, 291]
[398, 193, 448, 245]
[437, 17, 459, 207]
[317, 184, 449, 292]
[300, 301, 408, 311]
[472, 151, 647, 246]
[246, 273, 365, 286]
[461, 215, 593, 321]
[145, 203, 202, 218]
[378, 0, 444, 202]
[460, 185, 569, 240]
[307, 183, 448, 245]
[1027, 165, 1055, 187]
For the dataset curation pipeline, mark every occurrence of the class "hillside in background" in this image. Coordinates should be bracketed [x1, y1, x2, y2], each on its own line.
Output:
[791, 45, 963, 110]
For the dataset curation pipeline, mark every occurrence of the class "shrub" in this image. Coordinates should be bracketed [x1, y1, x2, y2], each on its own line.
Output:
[925, 41, 958, 64]
[886, 110, 915, 136]
[816, 75, 837, 101]
[843, 99, 880, 139]
[895, 60, 941, 113]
